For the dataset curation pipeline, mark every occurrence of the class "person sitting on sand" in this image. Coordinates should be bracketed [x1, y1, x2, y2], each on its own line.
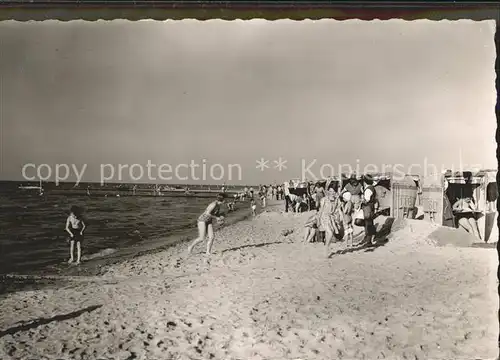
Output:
[452, 197, 482, 240]
[65, 205, 86, 265]
[188, 193, 226, 256]
[318, 187, 344, 256]
[286, 193, 301, 213]
[250, 198, 257, 217]
[295, 194, 309, 213]
[303, 210, 319, 243]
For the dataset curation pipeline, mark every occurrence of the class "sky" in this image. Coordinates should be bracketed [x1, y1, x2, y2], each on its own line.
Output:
[0, 19, 496, 185]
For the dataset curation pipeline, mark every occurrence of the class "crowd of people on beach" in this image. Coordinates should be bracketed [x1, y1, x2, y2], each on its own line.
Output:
[64, 172, 495, 262]
[187, 176, 381, 256]
[65, 179, 381, 262]
[231, 184, 285, 203]
[293, 175, 380, 255]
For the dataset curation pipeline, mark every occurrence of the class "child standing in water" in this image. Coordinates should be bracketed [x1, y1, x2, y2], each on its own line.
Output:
[65, 206, 86, 264]
[250, 199, 257, 217]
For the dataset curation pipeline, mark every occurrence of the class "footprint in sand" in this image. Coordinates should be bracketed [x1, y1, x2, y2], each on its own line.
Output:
[174, 258, 183, 268]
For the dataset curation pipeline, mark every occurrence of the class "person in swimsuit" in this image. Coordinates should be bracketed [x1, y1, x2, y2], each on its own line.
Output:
[188, 193, 226, 255]
[65, 205, 86, 264]
[250, 199, 257, 217]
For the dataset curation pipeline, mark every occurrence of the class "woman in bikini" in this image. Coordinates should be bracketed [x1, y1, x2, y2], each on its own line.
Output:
[188, 193, 226, 255]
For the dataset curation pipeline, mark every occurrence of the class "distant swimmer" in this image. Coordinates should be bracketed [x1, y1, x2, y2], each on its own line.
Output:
[65, 205, 86, 265]
[187, 193, 226, 256]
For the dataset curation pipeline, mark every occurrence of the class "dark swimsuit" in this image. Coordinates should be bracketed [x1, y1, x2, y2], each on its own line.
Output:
[198, 202, 220, 224]
[69, 227, 84, 243]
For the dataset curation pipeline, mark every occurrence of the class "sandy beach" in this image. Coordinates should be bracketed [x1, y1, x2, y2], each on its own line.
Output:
[0, 202, 498, 360]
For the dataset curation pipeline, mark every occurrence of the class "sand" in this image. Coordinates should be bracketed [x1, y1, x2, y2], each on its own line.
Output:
[0, 202, 498, 360]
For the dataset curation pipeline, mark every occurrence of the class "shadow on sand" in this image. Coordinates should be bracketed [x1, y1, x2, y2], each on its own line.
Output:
[470, 242, 498, 249]
[222, 241, 283, 254]
[328, 216, 395, 257]
[0, 304, 103, 338]
[0, 275, 74, 298]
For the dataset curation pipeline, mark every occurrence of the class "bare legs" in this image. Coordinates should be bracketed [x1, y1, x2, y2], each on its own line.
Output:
[76, 242, 81, 264]
[458, 216, 482, 241]
[345, 228, 354, 248]
[68, 241, 82, 264]
[188, 222, 215, 255]
[206, 224, 215, 255]
[303, 227, 317, 243]
[324, 228, 334, 256]
[68, 241, 74, 264]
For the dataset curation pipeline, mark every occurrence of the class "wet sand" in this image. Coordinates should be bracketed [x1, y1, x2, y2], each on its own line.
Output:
[0, 202, 497, 360]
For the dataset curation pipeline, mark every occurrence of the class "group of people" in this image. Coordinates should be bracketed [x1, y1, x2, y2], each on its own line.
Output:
[63, 177, 381, 263]
[234, 184, 286, 202]
[299, 175, 380, 255]
[187, 176, 382, 257]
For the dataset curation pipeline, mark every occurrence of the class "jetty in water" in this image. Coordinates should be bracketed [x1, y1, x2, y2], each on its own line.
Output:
[33, 183, 243, 198]
[47, 189, 239, 198]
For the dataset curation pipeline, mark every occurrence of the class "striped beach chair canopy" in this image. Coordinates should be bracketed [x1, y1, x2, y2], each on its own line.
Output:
[339, 173, 362, 181]
[285, 178, 309, 189]
[362, 172, 392, 181]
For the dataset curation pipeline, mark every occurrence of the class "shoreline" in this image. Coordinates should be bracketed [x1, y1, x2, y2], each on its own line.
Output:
[0, 199, 276, 294]
[0, 202, 497, 359]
